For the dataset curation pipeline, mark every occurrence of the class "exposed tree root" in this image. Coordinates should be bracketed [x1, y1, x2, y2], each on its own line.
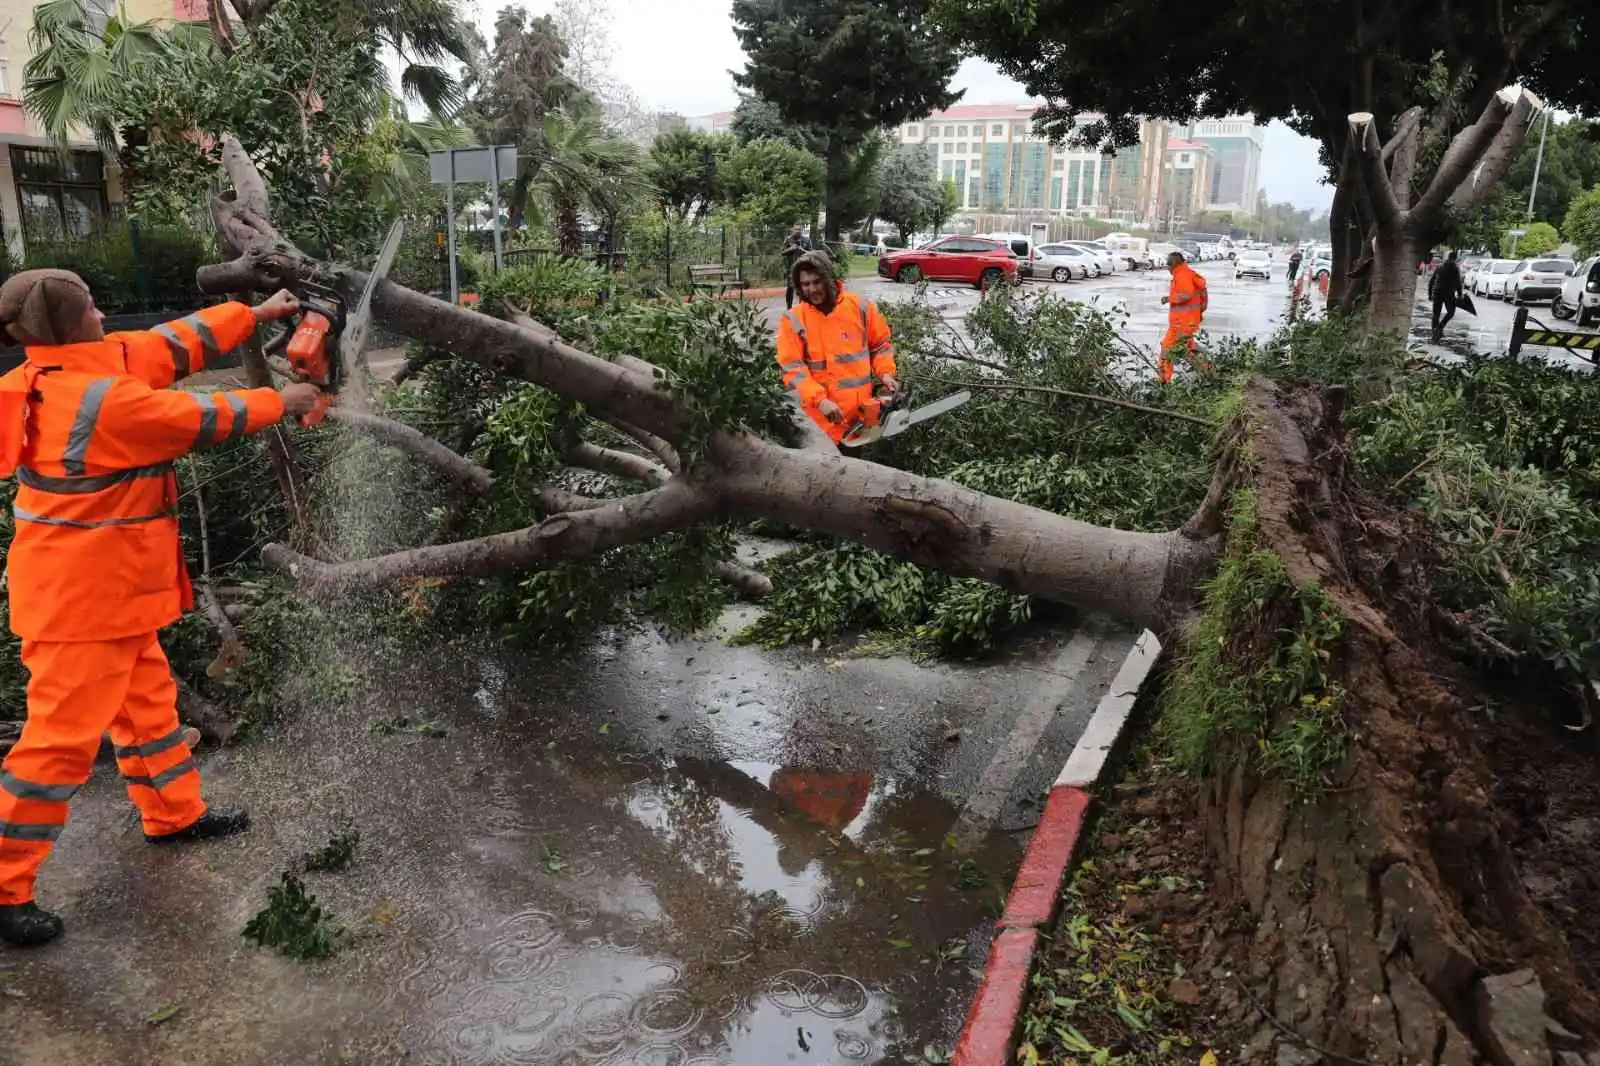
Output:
[1198, 379, 1600, 1063]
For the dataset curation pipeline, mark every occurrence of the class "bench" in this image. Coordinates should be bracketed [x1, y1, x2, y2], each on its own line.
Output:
[688, 264, 748, 295]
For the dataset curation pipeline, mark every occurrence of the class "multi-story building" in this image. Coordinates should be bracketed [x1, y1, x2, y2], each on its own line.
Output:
[0, 0, 194, 259]
[1159, 139, 1215, 225]
[897, 104, 1114, 217]
[1185, 116, 1264, 213]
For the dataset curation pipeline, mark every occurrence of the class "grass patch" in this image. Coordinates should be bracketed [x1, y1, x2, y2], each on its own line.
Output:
[1160, 490, 1348, 800]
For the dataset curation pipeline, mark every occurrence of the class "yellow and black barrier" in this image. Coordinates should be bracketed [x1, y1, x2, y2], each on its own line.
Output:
[1509, 306, 1600, 362]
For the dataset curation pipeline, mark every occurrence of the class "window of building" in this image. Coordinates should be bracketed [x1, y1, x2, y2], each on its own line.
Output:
[944, 124, 955, 137]
[1013, 121, 1029, 135]
[0, 58, 9, 97]
[991, 124, 1004, 136]
[956, 142, 967, 154]
[953, 160, 967, 190]
[957, 125, 968, 137]
[11, 147, 108, 248]
[967, 176, 980, 207]
[1052, 158, 1064, 172]
[941, 159, 954, 179]
[905, 125, 920, 138]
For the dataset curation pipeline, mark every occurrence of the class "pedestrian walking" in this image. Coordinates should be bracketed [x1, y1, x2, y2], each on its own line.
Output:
[1428, 250, 1464, 343]
[780, 224, 812, 310]
[1158, 251, 1209, 383]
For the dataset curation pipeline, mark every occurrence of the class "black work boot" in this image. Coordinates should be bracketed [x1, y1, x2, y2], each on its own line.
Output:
[145, 806, 251, 845]
[0, 901, 65, 948]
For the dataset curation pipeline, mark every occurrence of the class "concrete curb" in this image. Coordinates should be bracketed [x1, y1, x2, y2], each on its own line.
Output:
[951, 628, 1165, 1066]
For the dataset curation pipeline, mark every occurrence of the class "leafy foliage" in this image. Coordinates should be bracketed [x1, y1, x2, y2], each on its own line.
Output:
[647, 130, 735, 222]
[1354, 358, 1600, 681]
[720, 138, 827, 228]
[17, 222, 215, 314]
[1161, 492, 1349, 799]
[876, 147, 945, 242]
[243, 873, 346, 960]
[1563, 184, 1600, 256]
[1502, 221, 1560, 257]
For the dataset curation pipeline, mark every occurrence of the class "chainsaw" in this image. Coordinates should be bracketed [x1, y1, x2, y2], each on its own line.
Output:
[281, 219, 406, 427]
[839, 386, 972, 448]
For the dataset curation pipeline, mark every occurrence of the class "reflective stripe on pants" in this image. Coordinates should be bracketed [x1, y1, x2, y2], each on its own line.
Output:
[0, 633, 206, 905]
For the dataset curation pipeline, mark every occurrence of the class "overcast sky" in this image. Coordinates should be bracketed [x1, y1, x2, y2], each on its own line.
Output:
[467, 0, 1334, 212]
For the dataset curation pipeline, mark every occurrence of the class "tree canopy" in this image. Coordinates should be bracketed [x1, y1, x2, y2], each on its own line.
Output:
[1563, 185, 1600, 255]
[720, 138, 826, 227]
[732, 0, 962, 236]
[646, 130, 734, 222]
[876, 147, 944, 241]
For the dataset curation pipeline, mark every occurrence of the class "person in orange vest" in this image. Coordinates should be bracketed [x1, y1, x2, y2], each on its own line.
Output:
[774, 251, 898, 446]
[1158, 250, 1209, 383]
[0, 269, 319, 948]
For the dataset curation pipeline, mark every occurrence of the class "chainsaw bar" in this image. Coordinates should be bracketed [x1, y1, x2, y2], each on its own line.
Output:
[840, 389, 972, 448]
[340, 218, 406, 372]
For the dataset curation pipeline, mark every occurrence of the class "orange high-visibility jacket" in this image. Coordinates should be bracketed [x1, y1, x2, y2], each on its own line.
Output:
[775, 290, 897, 443]
[1167, 263, 1209, 324]
[0, 301, 286, 641]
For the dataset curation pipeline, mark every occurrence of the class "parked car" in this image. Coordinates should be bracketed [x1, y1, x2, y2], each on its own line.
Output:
[1034, 243, 1094, 281]
[1459, 257, 1488, 289]
[1147, 242, 1183, 264]
[1175, 238, 1203, 261]
[1472, 259, 1520, 299]
[1235, 249, 1273, 280]
[878, 235, 1020, 289]
[1552, 256, 1600, 326]
[1509, 257, 1575, 305]
[1060, 241, 1117, 276]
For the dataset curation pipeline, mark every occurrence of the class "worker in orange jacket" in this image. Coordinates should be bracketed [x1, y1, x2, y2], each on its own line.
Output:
[1158, 250, 1209, 383]
[0, 269, 319, 948]
[775, 251, 898, 445]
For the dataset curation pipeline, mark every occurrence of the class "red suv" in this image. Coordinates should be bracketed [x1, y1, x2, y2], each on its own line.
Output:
[878, 236, 1019, 289]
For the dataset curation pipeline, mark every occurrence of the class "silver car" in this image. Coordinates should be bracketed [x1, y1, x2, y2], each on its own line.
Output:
[1034, 244, 1094, 282]
[1059, 241, 1117, 277]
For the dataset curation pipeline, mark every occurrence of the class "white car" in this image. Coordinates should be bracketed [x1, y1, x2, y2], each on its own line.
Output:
[1552, 256, 1600, 326]
[1235, 250, 1272, 279]
[1473, 259, 1520, 299]
[1034, 243, 1094, 282]
[1060, 241, 1117, 277]
[1508, 257, 1575, 305]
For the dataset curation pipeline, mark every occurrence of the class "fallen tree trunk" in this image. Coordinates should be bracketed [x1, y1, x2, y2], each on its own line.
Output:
[194, 136, 1218, 634]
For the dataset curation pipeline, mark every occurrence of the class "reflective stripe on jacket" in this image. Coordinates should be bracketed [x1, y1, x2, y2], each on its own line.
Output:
[0, 301, 286, 641]
[1168, 263, 1209, 320]
[774, 290, 897, 443]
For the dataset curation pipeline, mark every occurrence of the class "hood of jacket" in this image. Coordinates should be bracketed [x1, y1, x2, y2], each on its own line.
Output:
[789, 250, 840, 308]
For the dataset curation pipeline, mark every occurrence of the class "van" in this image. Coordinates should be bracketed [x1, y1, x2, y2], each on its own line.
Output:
[979, 232, 1038, 279]
[1105, 236, 1150, 270]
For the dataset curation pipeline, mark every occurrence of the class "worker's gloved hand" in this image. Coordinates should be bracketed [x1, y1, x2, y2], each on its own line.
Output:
[879, 374, 899, 394]
[818, 398, 844, 424]
[252, 289, 302, 323]
[279, 382, 322, 417]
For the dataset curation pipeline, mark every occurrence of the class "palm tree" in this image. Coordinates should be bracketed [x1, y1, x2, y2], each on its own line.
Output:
[23, 0, 208, 149]
[522, 103, 646, 254]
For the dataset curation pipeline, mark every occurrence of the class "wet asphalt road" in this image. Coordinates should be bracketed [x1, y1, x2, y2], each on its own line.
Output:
[3, 577, 1137, 1061]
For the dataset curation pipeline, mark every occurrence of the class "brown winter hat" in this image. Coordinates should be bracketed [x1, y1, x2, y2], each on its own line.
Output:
[0, 269, 95, 346]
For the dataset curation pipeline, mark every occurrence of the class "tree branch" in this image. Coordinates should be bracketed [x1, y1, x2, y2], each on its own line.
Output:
[1348, 114, 1403, 232]
[262, 479, 717, 589]
[1445, 90, 1541, 218]
[928, 377, 1214, 427]
[533, 482, 772, 598]
[328, 408, 495, 496]
[597, 415, 681, 473]
[1383, 106, 1425, 210]
[570, 441, 670, 485]
[1411, 88, 1527, 223]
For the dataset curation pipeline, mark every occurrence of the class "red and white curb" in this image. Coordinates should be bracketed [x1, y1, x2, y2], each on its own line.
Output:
[951, 628, 1165, 1066]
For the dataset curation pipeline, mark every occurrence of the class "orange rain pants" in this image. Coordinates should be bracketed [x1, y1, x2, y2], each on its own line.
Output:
[0, 634, 204, 904]
[1158, 318, 1204, 383]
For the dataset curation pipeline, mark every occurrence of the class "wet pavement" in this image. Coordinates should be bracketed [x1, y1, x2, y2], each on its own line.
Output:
[2, 606, 1138, 1064]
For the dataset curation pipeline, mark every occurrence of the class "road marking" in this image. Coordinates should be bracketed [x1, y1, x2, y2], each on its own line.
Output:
[951, 629, 1106, 849]
[1054, 629, 1162, 789]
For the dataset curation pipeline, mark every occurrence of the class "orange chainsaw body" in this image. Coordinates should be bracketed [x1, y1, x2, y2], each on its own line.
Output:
[283, 285, 346, 427]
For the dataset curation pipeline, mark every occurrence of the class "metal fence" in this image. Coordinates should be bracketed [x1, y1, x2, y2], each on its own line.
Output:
[8, 220, 221, 316]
